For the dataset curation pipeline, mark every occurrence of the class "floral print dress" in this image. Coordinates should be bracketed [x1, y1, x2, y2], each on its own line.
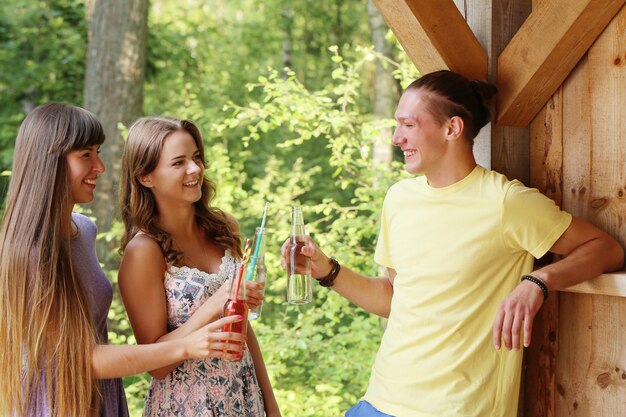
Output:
[142, 251, 265, 417]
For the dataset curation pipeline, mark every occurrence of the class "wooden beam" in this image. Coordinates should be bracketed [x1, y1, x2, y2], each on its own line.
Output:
[497, 0, 626, 127]
[562, 272, 626, 298]
[372, 0, 487, 80]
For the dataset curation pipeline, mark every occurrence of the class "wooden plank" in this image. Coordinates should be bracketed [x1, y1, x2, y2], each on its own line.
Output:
[561, 2, 625, 245]
[556, 6, 626, 416]
[491, 0, 531, 184]
[497, 0, 626, 127]
[524, 80, 563, 417]
[562, 56, 592, 219]
[562, 272, 626, 298]
[524, 295, 560, 417]
[530, 86, 563, 204]
[586, 4, 626, 249]
[556, 293, 626, 416]
[372, 0, 487, 80]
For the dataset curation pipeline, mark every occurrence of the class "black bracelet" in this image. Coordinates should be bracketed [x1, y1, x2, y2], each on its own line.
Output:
[318, 258, 341, 287]
[521, 274, 549, 300]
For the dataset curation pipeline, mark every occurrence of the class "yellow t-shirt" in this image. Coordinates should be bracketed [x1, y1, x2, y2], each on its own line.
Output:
[365, 166, 572, 417]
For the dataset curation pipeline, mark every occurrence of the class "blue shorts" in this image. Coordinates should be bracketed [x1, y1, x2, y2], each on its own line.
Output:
[345, 400, 394, 417]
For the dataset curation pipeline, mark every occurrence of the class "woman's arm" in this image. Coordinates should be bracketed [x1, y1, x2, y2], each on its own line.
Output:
[92, 315, 245, 379]
[246, 324, 281, 417]
[118, 234, 241, 379]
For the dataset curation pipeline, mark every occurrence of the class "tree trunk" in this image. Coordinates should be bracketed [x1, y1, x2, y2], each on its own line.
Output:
[281, 4, 293, 77]
[368, 0, 399, 291]
[83, 0, 149, 263]
[367, 0, 398, 176]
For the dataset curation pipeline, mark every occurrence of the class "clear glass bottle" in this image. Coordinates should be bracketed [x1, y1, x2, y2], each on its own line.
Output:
[286, 205, 312, 304]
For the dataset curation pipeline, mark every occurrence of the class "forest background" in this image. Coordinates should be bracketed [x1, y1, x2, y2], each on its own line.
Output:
[0, 1, 419, 416]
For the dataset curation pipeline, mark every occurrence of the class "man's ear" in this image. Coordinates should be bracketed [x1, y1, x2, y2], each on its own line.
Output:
[137, 175, 153, 188]
[445, 116, 464, 141]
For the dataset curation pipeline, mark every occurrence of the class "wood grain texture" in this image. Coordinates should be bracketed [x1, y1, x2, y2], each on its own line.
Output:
[562, 56, 592, 220]
[563, 272, 626, 298]
[556, 292, 626, 415]
[556, 5, 626, 416]
[491, 0, 532, 184]
[372, 0, 487, 80]
[586, 4, 626, 248]
[525, 79, 564, 417]
[562, 2, 625, 246]
[530, 86, 563, 204]
[497, 0, 626, 126]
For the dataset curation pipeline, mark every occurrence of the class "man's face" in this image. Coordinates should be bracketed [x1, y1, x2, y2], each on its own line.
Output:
[392, 89, 449, 175]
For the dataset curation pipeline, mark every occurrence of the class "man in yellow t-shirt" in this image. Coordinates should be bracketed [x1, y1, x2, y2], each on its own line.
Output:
[367, 166, 570, 416]
[282, 70, 624, 417]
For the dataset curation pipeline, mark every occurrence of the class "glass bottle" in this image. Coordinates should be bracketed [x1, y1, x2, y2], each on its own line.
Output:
[286, 205, 312, 304]
[247, 227, 266, 320]
[222, 260, 248, 360]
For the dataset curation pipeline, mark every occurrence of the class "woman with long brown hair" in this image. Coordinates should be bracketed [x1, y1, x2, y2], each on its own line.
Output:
[118, 116, 281, 417]
[0, 103, 246, 417]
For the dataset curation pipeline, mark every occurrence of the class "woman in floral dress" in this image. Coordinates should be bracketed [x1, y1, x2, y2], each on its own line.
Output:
[118, 116, 281, 417]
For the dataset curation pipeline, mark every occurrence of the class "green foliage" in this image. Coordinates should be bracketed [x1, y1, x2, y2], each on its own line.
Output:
[201, 45, 415, 416]
[0, 0, 87, 171]
[115, 42, 413, 415]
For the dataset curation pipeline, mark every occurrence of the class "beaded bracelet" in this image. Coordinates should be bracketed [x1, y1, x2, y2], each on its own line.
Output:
[521, 274, 549, 300]
[318, 258, 341, 287]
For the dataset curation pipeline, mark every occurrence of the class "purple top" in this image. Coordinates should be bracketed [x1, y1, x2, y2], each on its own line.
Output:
[70, 213, 129, 417]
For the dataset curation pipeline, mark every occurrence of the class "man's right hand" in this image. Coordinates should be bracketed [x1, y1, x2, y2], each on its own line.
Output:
[280, 235, 333, 279]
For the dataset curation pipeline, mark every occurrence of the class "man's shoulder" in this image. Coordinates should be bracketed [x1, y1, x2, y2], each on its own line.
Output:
[388, 176, 423, 193]
[476, 167, 529, 197]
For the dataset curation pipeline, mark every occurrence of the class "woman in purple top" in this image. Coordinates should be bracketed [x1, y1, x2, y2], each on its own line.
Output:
[0, 103, 246, 417]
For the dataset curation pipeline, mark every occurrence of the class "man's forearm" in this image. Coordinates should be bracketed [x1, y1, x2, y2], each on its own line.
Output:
[533, 235, 624, 291]
[327, 265, 394, 317]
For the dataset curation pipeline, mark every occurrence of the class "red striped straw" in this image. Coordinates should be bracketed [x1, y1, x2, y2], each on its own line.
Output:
[234, 238, 251, 298]
[242, 238, 251, 263]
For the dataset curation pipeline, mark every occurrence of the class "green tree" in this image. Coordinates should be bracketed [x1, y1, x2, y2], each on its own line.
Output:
[84, 0, 149, 263]
[206, 46, 416, 416]
[0, 0, 87, 198]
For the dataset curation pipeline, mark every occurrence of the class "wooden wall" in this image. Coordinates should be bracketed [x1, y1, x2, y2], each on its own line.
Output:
[525, 4, 626, 416]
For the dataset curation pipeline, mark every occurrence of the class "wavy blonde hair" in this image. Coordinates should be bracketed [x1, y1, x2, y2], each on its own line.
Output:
[0, 103, 103, 417]
[119, 116, 242, 262]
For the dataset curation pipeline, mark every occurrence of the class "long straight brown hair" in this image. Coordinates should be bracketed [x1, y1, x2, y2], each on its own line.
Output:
[119, 116, 242, 263]
[0, 103, 104, 417]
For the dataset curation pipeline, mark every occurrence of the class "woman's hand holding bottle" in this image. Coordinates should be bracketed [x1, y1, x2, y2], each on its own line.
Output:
[182, 315, 246, 361]
[244, 280, 264, 310]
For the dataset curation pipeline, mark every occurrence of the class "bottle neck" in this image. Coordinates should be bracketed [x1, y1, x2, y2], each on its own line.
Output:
[229, 266, 246, 300]
[291, 206, 305, 236]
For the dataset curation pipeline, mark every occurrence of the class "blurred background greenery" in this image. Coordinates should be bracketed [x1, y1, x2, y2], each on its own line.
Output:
[0, 1, 419, 415]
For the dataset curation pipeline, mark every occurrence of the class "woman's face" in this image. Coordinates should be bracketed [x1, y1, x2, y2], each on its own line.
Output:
[391, 89, 449, 175]
[140, 130, 204, 206]
[65, 144, 105, 205]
